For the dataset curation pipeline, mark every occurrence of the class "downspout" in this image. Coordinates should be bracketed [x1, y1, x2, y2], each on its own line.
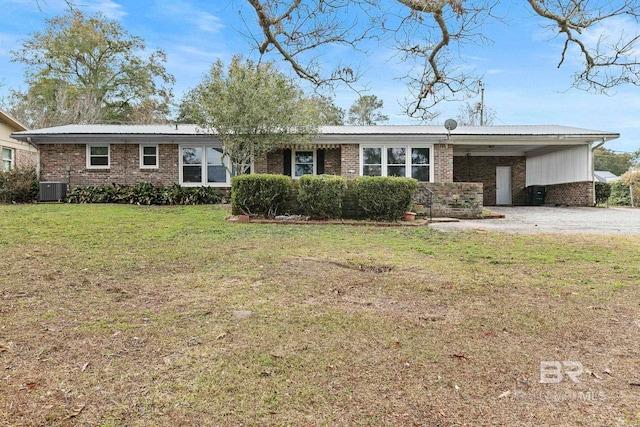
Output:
[591, 138, 606, 206]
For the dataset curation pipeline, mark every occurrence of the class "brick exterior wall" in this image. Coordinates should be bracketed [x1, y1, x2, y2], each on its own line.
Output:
[40, 144, 179, 188]
[544, 181, 594, 206]
[260, 148, 341, 176]
[453, 156, 527, 206]
[433, 144, 453, 182]
[414, 182, 483, 219]
[253, 155, 268, 174]
[323, 148, 341, 175]
[15, 148, 38, 169]
[266, 150, 284, 174]
[341, 144, 359, 179]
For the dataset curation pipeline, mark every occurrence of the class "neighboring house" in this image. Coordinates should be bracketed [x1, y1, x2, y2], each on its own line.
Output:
[594, 170, 620, 183]
[0, 109, 37, 171]
[11, 124, 619, 212]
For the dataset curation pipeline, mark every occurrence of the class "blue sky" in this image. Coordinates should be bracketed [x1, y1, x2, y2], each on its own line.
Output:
[1, 0, 639, 153]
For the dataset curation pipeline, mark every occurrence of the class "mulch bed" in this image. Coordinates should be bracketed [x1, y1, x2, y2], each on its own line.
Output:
[228, 215, 430, 227]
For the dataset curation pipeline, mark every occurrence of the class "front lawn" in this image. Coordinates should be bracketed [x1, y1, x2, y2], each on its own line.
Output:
[1, 204, 639, 426]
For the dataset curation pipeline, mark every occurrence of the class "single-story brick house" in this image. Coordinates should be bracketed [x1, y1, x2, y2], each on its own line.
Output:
[11, 123, 619, 215]
[0, 109, 38, 172]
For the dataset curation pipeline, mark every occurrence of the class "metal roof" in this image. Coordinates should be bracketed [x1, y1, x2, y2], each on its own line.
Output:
[11, 124, 620, 147]
[12, 123, 619, 137]
[11, 123, 203, 136]
[321, 125, 619, 137]
[594, 171, 621, 183]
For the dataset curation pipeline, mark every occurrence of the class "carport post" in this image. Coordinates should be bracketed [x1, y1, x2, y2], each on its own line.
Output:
[592, 139, 607, 206]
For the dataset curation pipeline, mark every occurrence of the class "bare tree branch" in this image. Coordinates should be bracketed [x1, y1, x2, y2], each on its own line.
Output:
[527, 0, 640, 92]
[243, 0, 640, 118]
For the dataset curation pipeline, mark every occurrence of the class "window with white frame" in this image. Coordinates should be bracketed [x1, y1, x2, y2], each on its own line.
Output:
[140, 145, 158, 168]
[2, 147, 13, 171]
[360, 144, 432, 182]
[180, 145, 230, 186]
[410, 147, 430, 181]
[293, 150, 315, 177]
[362, 147, 382, 177]
[387, 147, 406, 177]
[87, 145, 110, 169]
[206, 147, 227, 183]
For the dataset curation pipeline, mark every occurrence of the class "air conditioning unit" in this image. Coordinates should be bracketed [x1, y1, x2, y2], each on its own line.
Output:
[39, 182, 68, 202]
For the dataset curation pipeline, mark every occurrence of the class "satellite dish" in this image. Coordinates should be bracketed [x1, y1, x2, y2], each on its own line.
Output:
[444, 119, 458, 131]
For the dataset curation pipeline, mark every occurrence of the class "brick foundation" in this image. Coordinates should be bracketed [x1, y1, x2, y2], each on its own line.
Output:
[414, 182, 483, 219]
[453, 156, 527, 205]
[544, 181, 594, 206]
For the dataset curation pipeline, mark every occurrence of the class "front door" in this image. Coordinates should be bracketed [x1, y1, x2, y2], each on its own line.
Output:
[496, 166, 512, 205]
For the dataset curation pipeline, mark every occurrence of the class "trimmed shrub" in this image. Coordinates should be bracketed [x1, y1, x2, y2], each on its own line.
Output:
[341, 180, 365, 219]
[231, 174, 293, 217]
[297, 175, 347, 219]
[354, 176, 418, 221]
[66, 183, 222, 205]
[595, 182, 611, 205]
[0, 167, 38, 203]
[608, 181, 631, 206]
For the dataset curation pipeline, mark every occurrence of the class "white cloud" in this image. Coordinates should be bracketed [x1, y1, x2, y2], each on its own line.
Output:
[82, 0, 127, 20]
[581, 15, 640, 52]
[152, 0, 224, 34]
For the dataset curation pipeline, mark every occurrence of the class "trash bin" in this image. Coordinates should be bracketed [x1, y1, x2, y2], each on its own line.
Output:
[528, 185, 546, 206]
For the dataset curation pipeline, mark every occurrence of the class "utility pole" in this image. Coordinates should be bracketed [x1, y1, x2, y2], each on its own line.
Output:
[479, 80, 485, 126]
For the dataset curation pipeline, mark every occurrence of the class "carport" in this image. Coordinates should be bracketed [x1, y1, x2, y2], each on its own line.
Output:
[448, 126, 620, 206]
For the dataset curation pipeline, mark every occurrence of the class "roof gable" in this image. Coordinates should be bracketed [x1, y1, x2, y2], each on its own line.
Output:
[0, 109, 27, 132]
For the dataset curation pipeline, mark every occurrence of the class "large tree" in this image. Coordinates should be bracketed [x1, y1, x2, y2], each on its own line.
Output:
[347, 95, 389, 125]
[7, 9, 174, 127]
[178, 56, 321, 175]
[594, 147, 639, 176]
[308, 96, 345, 125]
[243, 0, 640, 120]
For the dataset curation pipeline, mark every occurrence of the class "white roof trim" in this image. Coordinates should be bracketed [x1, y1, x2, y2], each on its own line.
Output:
[11, 123, 620, 145]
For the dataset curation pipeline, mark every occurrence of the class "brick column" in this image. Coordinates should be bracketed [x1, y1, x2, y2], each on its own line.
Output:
[340, 144, 359, 179]
[434, 143, 453, 182]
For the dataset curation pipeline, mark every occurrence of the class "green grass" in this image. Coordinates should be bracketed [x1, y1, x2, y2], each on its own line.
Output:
[1, 204, 640, 426]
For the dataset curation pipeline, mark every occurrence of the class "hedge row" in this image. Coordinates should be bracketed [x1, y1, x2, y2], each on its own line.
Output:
[595, 182, 611, 205]
[297, 174, 348, 219]
[67, 183, 223, 205]
[0, 167, 38, 203]
[231, 174, 293, 217]
[354, 176, 418, 221]
[231, 174, 417, 221]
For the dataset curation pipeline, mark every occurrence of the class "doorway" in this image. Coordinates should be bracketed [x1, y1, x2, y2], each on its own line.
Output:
[496, 166, 512, 205]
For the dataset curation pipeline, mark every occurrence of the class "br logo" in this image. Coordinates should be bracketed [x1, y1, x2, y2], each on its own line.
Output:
[540, 361, 584, 384]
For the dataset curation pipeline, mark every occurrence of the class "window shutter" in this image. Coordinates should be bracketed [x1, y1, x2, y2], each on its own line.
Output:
[283, 149, 292, 176]
[316, 149, 325, 175]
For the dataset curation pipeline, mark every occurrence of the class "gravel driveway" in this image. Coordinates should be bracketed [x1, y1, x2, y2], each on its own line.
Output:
[430, 206, 640, 235]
